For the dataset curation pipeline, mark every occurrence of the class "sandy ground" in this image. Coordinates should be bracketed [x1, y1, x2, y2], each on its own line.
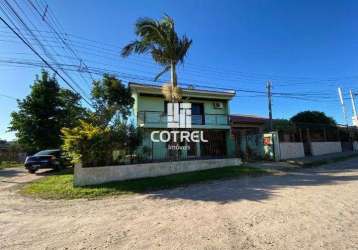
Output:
[1, 159, 358, 250]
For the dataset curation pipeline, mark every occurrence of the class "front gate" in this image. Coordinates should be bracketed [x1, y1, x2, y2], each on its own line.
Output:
[236, 132, 279, 161]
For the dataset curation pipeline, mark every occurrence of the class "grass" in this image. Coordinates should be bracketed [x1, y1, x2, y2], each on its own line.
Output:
[0, 161, 23, 169]
[20, 166, 268, 200]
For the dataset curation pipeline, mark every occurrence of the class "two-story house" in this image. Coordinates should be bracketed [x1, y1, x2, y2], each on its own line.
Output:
[129, 82, 236, 161]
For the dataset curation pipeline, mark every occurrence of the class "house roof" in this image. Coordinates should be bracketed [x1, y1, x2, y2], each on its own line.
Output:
[129, 82, 236, 100]
[230, 114, 268, 124]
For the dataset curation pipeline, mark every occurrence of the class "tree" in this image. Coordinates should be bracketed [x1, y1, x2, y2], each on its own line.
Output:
[90, 74, 134, 126]
[270, 119, 295, 133]
[61, 74, 141, 167]
[9, 70, 86, 153]
[290, 111, 336, 125]
[60, 89, 89, 127]
[121, 14, 192, 101]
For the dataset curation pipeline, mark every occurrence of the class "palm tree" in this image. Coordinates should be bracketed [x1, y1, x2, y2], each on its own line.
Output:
[121, 15, 192, 101]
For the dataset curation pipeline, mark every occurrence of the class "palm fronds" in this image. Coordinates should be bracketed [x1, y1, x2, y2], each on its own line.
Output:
[121, 14, 192, 85]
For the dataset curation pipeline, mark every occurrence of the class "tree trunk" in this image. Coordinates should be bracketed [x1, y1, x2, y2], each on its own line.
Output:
[170, 61, 177, 102]
[170, 61, 177, 88]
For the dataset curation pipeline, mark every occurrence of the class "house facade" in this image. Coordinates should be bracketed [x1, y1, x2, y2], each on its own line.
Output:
[230, 114, 268, 137]
[129, 83, 236, 161]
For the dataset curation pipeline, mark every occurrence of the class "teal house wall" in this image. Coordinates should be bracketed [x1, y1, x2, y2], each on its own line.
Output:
[130, 83, 236, 161]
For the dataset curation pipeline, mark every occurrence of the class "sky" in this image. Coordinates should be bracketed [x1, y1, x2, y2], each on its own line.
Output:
[1, 0, 358, 140]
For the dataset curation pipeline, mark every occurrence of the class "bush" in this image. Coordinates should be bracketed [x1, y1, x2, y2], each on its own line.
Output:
[61, 120, 141, 167]
[61, 74, 139, 167]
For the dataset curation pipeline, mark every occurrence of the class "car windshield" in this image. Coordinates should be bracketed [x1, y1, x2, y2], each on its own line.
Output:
[34, 150, 60, 156]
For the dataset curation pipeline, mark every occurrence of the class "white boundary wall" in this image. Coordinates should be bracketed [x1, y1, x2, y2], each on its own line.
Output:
[74, 158, 242, 186]
[353, 141, 358, 151]
[279, 142, 305, 160]
[310, 142, 342, 156]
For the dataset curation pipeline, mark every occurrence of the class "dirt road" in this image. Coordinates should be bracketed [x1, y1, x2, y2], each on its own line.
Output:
[1, 159, 358, 249]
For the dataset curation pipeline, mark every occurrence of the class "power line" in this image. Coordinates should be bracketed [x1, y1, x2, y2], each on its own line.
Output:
[1, 29, 357, 96]
[1, 27, 358, 86]
[0, 93, 18, 101]
[0, 56, 343, 104]
[0, 3, 350, 110]
[23, 0, 92, 93]
[27, 0, 95, 82]
[0, 13, 92, 106]
[0, 0, 91, 100]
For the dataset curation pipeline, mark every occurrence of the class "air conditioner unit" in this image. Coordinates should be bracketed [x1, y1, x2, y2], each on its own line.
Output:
[213, 102, 224, 109]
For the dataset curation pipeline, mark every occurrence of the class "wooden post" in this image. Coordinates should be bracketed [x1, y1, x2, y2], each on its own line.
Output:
[306, 128, 312, 155]
[323, 128, 327, 141]
[151, 139, 154, 161]
[306, 128, 311, 142]
[298, 128, 303, 142]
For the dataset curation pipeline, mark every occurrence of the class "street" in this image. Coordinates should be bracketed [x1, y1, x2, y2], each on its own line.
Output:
[1, 159, 358, 249]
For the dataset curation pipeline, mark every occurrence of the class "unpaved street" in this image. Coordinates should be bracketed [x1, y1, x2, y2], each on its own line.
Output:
[1, 159, 358, 249]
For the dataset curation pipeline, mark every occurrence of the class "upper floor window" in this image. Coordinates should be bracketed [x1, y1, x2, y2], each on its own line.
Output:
[164, 101, 205, 125]
[191, 103, 204, 125]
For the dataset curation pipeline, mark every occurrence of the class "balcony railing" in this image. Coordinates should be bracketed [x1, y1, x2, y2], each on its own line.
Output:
[137, 111, 229, 126]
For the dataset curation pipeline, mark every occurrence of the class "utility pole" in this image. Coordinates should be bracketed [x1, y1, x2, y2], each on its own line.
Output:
[338, 87, 349, 126]
[350, 89, 358, 127]
[267, 80, 273, 131]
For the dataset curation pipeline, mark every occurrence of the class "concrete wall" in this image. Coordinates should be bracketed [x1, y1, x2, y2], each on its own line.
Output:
[310, 142, 342, 156]
[279, 142, 305, 160]
[74, 158, 242, 186]
[353, 141, 358, 151]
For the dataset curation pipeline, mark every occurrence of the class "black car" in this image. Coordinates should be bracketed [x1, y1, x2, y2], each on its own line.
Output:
[25, 149, 72, 173]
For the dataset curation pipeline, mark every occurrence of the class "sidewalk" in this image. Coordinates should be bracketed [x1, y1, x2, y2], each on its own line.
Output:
[286, 151, 358, 166]
[245, 151, 358, 171]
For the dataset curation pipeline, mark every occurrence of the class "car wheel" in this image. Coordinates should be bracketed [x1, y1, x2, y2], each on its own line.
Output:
[55, 165, 64, 171]
[28, 169, 36, 174]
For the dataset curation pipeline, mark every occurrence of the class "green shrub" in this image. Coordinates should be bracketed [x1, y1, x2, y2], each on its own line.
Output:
[61, 120, 141, 167]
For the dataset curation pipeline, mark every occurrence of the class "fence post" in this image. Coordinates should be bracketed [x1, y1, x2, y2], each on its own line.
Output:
[323, 128, 327, 141]
[298, 128, 303, 142]
[306, 128, 311, 142]
[306, 128, 312, 155]
[151, 139, 154, 162]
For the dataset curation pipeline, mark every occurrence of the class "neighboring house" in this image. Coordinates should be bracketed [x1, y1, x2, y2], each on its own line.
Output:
[0, 140, 26, 162]
[230, 114, 268, 138]
[129, 82, 236, 161]
[230, 114, 271, 159]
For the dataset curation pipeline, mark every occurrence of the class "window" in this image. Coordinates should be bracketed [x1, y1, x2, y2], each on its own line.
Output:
[191, 103, 204, 125]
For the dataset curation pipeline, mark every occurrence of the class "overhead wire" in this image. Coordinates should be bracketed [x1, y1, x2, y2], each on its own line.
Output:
[0, 3, 92, 105]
